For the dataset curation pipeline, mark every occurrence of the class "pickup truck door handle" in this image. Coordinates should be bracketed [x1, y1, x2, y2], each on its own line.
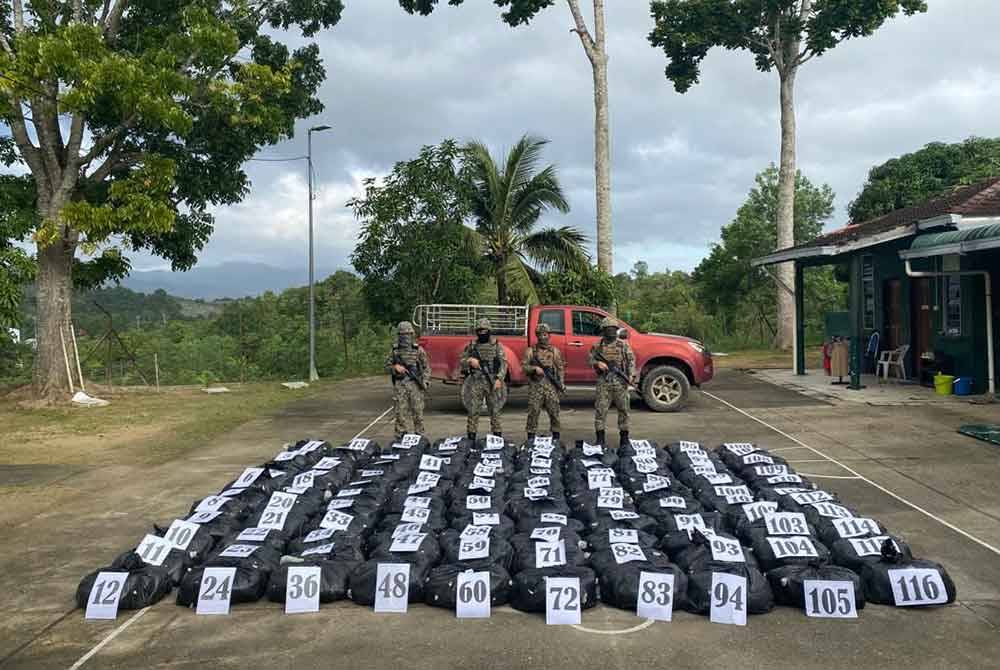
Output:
[568, 341, 584, 347]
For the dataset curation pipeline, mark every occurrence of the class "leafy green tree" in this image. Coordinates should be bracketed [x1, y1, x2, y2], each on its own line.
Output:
[538, 265, 615, 308]
[399, 0, 615, 274]
[350, 140, 486, 323]
[649, 0, 926, 349]
[849, 137, 1000, 222]
[693, 165, 841, 344]
[465, 135, 586, 304]
[1, 0, 342, 399]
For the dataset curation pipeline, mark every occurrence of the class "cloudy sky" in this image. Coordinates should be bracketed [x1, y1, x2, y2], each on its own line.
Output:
[134, 0, 1000, 279]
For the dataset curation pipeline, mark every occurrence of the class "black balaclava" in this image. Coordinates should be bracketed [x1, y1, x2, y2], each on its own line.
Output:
[477, 330, 490, 344]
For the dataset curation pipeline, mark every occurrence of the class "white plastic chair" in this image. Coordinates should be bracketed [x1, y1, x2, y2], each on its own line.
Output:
[878, 345, 910, 382]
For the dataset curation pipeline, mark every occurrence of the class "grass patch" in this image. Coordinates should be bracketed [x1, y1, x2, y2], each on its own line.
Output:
[713, 346, 824, 370]
[0, 381, 335, 467]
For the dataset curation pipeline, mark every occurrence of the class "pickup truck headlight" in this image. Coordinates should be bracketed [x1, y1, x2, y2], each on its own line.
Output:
[687, 341, 705, 354]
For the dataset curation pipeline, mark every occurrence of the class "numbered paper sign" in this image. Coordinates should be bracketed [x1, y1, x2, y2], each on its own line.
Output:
[285, 566, 321, 614]
[709, 536, 745, 563]
[608, 528, 638, 544]
[374, 563, 410, 613]
[637, 571, 675, 622]
[545, 577, 582, 625]
[531, 526, 562, 542]
[163, 519, 199, 551]
[196, 567, 237, 615]
[535, 540, 566, 568]
[85, 571, 128, 620]
[485, 434, 504, 450]
[710, 573, 747, 626]
[136, 534, 173, 567]
[803, 580, 858, 619]
[419, 455, 443, 472]
[456, 571, 491, 619]
[459, 537, 490, 561]
[888, 568, 948, 607]
[587, 468, 613, 490]
[401, 433, 422, 447]
[765, 512, 810, 537]
[233, 467, 264, 489]
[611, 543, 647, 565]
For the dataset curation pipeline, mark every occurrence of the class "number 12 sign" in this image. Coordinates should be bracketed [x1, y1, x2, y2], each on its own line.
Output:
[85, 572, 128, 620]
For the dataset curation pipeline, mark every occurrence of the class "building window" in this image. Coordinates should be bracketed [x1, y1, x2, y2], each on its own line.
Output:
[944, 276, 962, 337]
[861, 255, 875, 330]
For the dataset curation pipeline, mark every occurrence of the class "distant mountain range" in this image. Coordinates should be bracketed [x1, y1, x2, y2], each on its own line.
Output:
[122, 262, 317, 300]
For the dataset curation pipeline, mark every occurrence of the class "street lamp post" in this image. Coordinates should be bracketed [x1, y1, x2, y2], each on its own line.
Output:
[307, 124, 331, 382]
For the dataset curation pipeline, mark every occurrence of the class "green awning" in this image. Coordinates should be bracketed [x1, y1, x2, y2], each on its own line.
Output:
[900, 222, 1000, 259]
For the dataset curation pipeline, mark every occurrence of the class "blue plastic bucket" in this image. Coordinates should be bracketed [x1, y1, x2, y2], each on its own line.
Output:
[954, 377, 973, 396]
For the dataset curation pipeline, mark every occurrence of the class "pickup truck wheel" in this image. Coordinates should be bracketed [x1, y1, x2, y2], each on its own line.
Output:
[641, 365, 690, 412]
[460, 376, 509, 414]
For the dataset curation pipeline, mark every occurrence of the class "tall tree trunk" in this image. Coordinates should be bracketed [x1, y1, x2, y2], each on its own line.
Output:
[33, 220, 76, 400]
[592, 1, 612, 278]
[775, 67, 797, 350]
[496, 259, 507, 304]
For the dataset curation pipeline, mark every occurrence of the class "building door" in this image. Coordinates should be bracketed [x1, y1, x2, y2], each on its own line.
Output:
[884, 279, 903, 350]
[911, 278, 933, 377]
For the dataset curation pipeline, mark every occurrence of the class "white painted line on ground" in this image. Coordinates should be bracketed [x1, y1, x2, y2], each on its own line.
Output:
[68, 608, 148, 670]
[572, 618, 656, 635]
[768, 446, 812, 452]
[703, 390, 1000, 558]
[797, 473, 862, 480]
[68, 406, 395, 670]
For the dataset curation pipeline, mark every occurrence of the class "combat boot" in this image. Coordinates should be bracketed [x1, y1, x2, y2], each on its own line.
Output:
[619, 431, 630, 448]
[526, 433, 535, 444]
[551, 432, 560, 442]
[596, 430, 606, 446]
[467, 432, 476, 442]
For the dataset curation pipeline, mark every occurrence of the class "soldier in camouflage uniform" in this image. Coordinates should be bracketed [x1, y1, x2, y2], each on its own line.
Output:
[385, 321, 431, 439]
[522, 322, 564, 442]
[460, 317, 508, 440]
[587, 316, 636, 447]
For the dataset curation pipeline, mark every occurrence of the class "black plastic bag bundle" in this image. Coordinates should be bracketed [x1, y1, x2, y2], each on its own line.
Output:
[510, 536, 587, 573]
[265, 559, 355, 603]
[816, 516, 887, 548]
[830, 535, 913, 572]
[859, 542, 956, 607]
[672, 531, 753, 573]
[567, 489, 638, 525]
[655, 512, 725, 556]
[423, 564, 513, 609]
[176, 565, 268, 606]
[368, 532, 442, 570]
[77, 553, 172, 610]
[636, 493, 702, 521]
[438, 529, 514, 570]
[507, 496, 572, 522]
[750, 534, 831, 573]
[509, 566, 599, 613]
[333, 438, 381, 464]
[513, 514, 586, 536]
[585, 525, 658, 553]
[450, 512, 518, 540]
[347, 559, 430, 605]
[588, 545, 672, 576]
[598, 562, 689, 612]
[686, 562, 774, 615]
[766, 563, 865, 610]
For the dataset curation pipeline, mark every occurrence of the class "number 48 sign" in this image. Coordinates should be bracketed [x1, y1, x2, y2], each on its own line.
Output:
[374, 563, 410, 613]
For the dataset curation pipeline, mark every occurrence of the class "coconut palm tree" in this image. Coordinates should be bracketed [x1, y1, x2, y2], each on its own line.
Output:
[464, 135, 589, 304]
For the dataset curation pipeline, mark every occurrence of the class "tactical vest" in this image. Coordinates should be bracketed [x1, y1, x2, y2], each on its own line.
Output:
[473, 339, 501, 374]
[598, 339, 624, 365]
[394, 344, 421, 368]
[531, 345, 556, 368]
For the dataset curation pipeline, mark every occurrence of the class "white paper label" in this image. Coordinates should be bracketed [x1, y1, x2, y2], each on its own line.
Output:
[804, 580, 858, 618]
[709, 536, 745, 563]
[304, 528, 335, 543]
[337, 488, 363, 498]
[582, 443, 603, 456]
[692, 464, 718, 475]
[597, 487, 624, 509]
[473, 463, 497, 478]
[587, 468, 614, 490]
[659, 496, 687, 510]
[485, 434, 504, 450]
[346, 438, 370, 451]
[849, 535, 898, 557]
[459, 537, 490, 560]
[832, 517, 881, 539]
[609, 528, 639, 544]
[742, 453, 773, 465]
[233, 467, 264, 488]
[400, 506, 430, 524]
[767, 474, 804, 484]
[300, 542, 336, 558]
[764, 512, 809, 536]
[767, 536, 819, 559]
[888, 568, 948, 606]
[540, 513, 567, 525]
[611, 542, 647, 564]
[545, 577, 582, 625]
[218, 543, 257, 559]
[531, 526, 562, 542]
[359, 469, 384, 479]
[187, 510, 221, 524]
[419, 455, 443, 472]
[742, 501, 778, 523]
[637, 571, 675, 622]
[327, 498, 354, 510]
[675, 514, 706, 532]
[320, 509, 354, 531]
[403, 496, 431, 509]
[609, 510, 640, 520]
[237, 527, 271, 543]
[473, 512, 500, 526]
[401, 433, 422, 447]
[632, 455, 659, 474]
[195, 496, 229, 513]
[164, 520, 199, 551]
[273, 451, 297, 462]
[790, 491, 834, 505]
[85, 572, 128, 620]
[374, 563, 410, 613]
[528, 476, 550, 489]
[754, 464, 789, 477]
[714, 485, 753, 505]
[136, 534, 173, 567]
[389, 532, 426, 553]
[723, 443, 757, 456]
[196, 567, 237, 615]
[471, 476, 495, 491]
[523, 487, 549, 500]
[704, 473, 733, 485]
[710, 573, 747, 626]
[466, 495, 492, 510]
[809, 502, 854, 519]
[535, 540, 566, 568]
[531, 457, 552, 470]
[643, 474, 671, 492]
[415, 472, 441, 488]
[285, 566, 321, 614]
[456, 571, 491, 618]
[392, 523, 424, 538]
[313, 457, 341, 470]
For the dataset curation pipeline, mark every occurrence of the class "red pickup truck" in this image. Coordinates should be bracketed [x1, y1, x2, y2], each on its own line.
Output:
[414, 304, 713, 412]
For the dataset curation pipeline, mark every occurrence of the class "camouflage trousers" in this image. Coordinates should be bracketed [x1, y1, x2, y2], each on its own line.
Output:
[466, 379, 502, 435]
[594, 377, 630, 432]
[526, 381, 561, 434]
[392, 378, 426, 436]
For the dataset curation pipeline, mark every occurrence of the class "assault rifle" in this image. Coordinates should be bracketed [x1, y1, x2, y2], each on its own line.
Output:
[468, 345, 497, 383]
[392, 351, 427, 389]
[531, 351, 565, 394]
[593, 349, 633, 389]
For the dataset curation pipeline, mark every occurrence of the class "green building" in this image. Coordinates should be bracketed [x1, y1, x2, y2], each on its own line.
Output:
[754, 178, 1000, 396]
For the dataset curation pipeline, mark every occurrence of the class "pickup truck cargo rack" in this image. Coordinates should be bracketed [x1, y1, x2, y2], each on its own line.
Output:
[413, 304, 529, 336]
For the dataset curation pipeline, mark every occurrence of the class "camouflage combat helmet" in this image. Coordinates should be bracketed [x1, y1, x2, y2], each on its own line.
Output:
[535, 323, 551, 334]
[600, 316, 618, 329]
[397, 321, 415, 334]
[476, 318, 492, 331]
